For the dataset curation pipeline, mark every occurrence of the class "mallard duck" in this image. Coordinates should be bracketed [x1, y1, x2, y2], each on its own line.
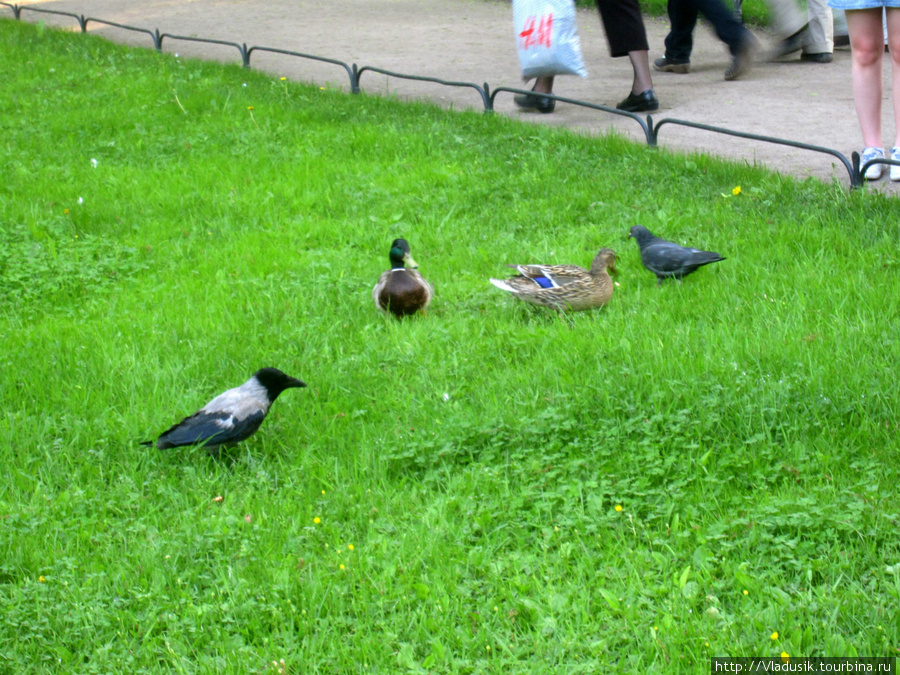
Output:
[489, 248, 617, 312]
[373, 238, 434, 317]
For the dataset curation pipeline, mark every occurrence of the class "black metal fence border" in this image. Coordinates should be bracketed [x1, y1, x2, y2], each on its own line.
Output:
[4, 0, 898, 191]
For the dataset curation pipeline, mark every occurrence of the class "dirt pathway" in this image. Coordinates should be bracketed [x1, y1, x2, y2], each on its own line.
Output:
[7, 0, 897, 193]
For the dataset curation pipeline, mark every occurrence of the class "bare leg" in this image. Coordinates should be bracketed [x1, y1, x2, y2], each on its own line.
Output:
[888, 8, 900, 146]
[628, 50, 654, 94]
[846, 8, 885, 148]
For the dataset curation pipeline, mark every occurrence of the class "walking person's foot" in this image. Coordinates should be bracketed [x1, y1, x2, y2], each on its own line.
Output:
[653, 56, 690, 73]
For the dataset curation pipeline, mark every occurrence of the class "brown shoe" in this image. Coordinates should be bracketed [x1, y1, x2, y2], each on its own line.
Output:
[725, 36, 757, 80]
[653, 56, 691, 74]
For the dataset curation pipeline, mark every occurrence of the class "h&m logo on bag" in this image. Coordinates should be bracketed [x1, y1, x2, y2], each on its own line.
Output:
[519, 13, 553, 49]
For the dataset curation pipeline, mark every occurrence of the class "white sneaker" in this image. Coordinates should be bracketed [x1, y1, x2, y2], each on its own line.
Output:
[862, 146, 884, 181]
[891, 147, 900, 181]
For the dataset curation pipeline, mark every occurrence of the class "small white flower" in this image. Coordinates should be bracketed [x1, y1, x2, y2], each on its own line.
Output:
[77, 197, 83, 205]
[442, 393, 450, 402]
[90, 158, 98, 168]
[242, 83, 247, 87]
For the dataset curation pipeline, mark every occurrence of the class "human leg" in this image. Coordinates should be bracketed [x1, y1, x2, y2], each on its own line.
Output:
[801, 0, 834, 58]
[764, 0, 807, 40]
[692, 0, 749, 54]
[663, 0, 698, 62]
[886, 8, 900, 147]
[595, 0, 655, 94]
[846, 8, 886, 178]
[885, 7, 900, 178]
[847, 8, 885, 148]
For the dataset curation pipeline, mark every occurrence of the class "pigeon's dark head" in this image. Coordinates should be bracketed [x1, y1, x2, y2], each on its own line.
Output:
[252, 367, 307, 400]
[628, 225, 653, 246]
[388, 238, 418, 269]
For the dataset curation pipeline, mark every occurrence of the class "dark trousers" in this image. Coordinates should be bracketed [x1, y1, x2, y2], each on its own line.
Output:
[595, 0, 649, 57]
[663, 0, 748, 61]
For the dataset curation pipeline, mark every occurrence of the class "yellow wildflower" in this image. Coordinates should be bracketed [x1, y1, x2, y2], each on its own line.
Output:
[313, 517, 321, 524]
[771, 631, 779, 640]
[732, 186, 742, 195]
[615, 505, 623, 512]
[348, 544, 354, 551]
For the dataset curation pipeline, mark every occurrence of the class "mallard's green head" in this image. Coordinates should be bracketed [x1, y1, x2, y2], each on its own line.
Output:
[388, 238, 418, 269]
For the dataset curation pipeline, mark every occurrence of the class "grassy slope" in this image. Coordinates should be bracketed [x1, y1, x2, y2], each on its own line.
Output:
[1, 18, 898, 674]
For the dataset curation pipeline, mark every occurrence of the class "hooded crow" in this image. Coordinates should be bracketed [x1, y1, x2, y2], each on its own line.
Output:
[142, 367, 306, 451]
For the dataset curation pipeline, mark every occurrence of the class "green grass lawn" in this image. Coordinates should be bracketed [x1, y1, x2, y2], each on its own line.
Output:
[1, 17, 898, 674]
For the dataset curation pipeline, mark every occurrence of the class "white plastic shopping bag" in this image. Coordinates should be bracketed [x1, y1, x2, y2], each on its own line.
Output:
[513, 0, 588, 80]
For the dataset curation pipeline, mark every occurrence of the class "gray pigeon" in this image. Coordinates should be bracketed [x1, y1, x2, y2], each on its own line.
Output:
[628, 225, 725, 285]
[142, 367, 306, 453]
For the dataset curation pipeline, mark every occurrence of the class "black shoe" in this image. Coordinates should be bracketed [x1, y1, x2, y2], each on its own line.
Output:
[800, 52, 833, 63]
[616, 89, 659, 113]
[513, 87, 556, 114]
[653, 56, 690, 74]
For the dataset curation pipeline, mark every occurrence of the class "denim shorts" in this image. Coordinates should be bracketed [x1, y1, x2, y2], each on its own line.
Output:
[829, 0, 900, 9]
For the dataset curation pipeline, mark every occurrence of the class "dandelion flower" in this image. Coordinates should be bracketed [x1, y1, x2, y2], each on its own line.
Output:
[743, 590, 749, 595]
[732, 186, 742, 195]
[615, 505, 623, 512]
[280, 77, 287, 81]
[781, 652, 790, 661]
[321, 490, 326, 495]
[339, 564, 345, 570]
[771, 631, 779, 640]
[247, 106, 254, 111]
[313, 517, 321, 524]
[348, 544, 354, 551]
[38, 576, 46, 583]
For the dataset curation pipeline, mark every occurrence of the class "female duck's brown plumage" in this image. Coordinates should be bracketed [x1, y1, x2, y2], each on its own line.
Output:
[373, 238, 434, 318]
[489, 248, 617, 312]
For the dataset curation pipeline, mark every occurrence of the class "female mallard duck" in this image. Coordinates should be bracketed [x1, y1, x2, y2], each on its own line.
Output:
[489, 248, 617, 312]
[373, 238, 434, 318]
